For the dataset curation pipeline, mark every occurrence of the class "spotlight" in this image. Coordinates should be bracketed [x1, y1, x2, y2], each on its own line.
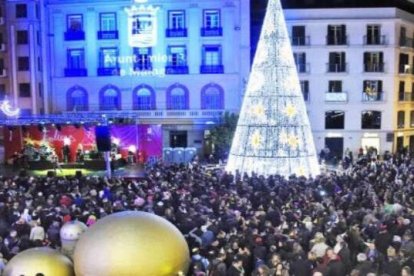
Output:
[112, 138, 120, 146]
[128, 145, 137, 153]
[63, 137, 71, 146]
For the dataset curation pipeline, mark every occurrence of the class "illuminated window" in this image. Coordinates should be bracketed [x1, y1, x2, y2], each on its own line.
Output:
[167, 85, 188, 110]
[134, 86, 155, 110]
[67, 14, 83, 31]
[168, 46, 186, 66]
[67, 49, 85, 69]
[133, 48, 152, 71]
[201, 84, 223, 110]
[398, 111, 405, 129]
[100, 13, 117, 31]
[101, 87, 120, 111]
[99, 48, 118, 68]
[168, 11, 185, 29]
[202, 45, 222, 66]
[203, 10, 220, 29]
[67, 87, 88, 111]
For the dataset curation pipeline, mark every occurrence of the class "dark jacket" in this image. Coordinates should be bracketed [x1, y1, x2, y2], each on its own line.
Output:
[382, 259, 401, 276]
[355, 261, 374, 276]
[325, 259, 347, 276]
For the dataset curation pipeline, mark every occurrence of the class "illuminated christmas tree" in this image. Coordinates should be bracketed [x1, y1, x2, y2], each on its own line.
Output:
[226, 0, 320, 178]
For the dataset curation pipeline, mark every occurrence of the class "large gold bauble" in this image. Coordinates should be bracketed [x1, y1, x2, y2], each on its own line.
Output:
[73, 211, 190, 276]
[3, 247, 74, 276]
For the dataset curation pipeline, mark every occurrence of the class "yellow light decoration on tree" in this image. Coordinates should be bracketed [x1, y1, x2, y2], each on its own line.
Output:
[287, 135, 299, 150]
[252, 104, 266, 118]
[251, 131, 262, 149]
[283, 103, 297, 118]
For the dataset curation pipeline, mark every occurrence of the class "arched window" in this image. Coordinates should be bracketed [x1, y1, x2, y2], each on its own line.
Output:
[99, 85, 121, 110]
[133, 84, 155, 110]
[201, 83, 224, 109]
[167, 84, 189, 110]
[67, 86, 88, 111]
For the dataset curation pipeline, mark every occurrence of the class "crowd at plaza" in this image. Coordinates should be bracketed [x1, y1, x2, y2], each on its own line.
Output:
[0, 153, 413, 276]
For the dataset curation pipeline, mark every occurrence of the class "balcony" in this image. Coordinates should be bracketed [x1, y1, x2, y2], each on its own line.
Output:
[133, 64, 152, 71]
[398, 92, 413, 102]
[0, 43, 5, 52]
[64, 30, 85, 41]
[0, 69, 6, 77]
[327, 63, 347, 73]
[291, 36, 310, 46]
[64, 68, 87, 77]
[166, 28, 187, 38]
[295, 63, 310, 74]
[400, 37, 414, 48]
[201, 27, 223, 37]
[97, 67, 120, 76]
[364, 63, 385, 73]
[325, 92, 348, 102]
[326, 35, 348, 45]
[200, 65, 224, 74]
[362, 91, 383, 102]
[363, 35, 386, 45]
[165, 65, 189, 75]
[97, 30, 118, 40]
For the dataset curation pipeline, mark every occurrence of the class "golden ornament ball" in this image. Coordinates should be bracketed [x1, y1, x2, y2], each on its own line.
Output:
[73, 211, 190, 276]
[3, 247, 74, 276]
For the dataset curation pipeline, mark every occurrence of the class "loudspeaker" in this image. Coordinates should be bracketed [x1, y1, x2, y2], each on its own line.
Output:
[95, 126, 111, 152]
[75, 170, 82, 178]
[47, 171, 55, 177]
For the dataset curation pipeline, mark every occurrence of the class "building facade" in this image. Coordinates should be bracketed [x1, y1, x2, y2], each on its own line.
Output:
[0, 0, 250, 153]
[280, 1, 414, 157]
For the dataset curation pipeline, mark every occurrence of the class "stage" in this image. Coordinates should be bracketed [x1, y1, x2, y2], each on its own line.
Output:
[1, 163, 146, 178]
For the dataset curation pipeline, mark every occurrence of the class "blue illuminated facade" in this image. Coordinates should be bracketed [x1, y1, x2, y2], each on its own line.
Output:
[0, 0, 251, 149]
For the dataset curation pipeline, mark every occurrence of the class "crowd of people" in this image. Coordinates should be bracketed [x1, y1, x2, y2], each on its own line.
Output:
[0, 152, 413, 276]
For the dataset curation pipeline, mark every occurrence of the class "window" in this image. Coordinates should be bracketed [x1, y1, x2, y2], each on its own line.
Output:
[202, 45, 222, 66]
[327, 25, 346, 45]
[35, 4, 40, 19]
[293, 52, 307, 73]
[67, 87, 88, 111]
[0, 58, 4, 70]
[325, 111, 345, 129]
[100, 13, 117, 31]
[19, 83, 31, 97]
[134, 86, 155, 110]
[292, 26, 306, 46]
[0, 33, 3, 44]
[99, 48, 118, 68]
[400, 26, 407, 46]
[364, 52, 384, 72]
[201, 84, 223, 110]
[366, 25, 382, 45]
[300, 80, 309, 101]
[37, 30, 41, 46]
[399, 81, 407, 101]
[15, 4, 27, 18]
[100, 87, 120, 111]
[67, 49, 85, 69]
[168, 11, 185, 29]
[328, 52, 346, 72]
[328, 81, 342, 93]
[133, 48, 152, 71]
[361, 111, 381, 129]
[67, 14, 83, 31]
[38, 82, 43, 98]
[399, 53, 410, 73]
[203, 10, 220, 29]
[363, 80, 382, 101]
[16, 30, 28, 44]
[38, 56, 42, 72]
[168, 46, 187, 66]
[0, 84, 6, 100]
[168, 85, 188, 110]
[18, 57, 29, 71]
[410, 111, 414, 127]
[398, 111, 405, 129]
